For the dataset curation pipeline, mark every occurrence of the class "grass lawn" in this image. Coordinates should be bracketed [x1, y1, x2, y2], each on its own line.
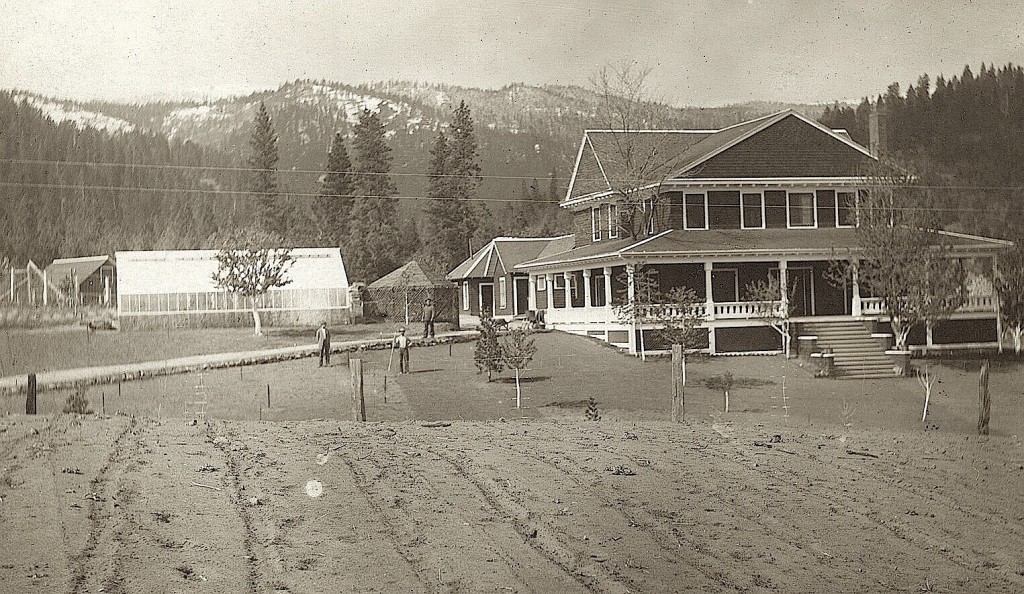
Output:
[16, 330, 1022, 437]
[0, 323, 397, 377]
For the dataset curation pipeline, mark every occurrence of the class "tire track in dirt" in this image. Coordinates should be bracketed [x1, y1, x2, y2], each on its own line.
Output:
[341, 429, 600, 593]
[472, 427, 825, 592]
[667, 428, 1024, 592]
[751, 438, 1024, 588]
[69, 415, 137, 594]
[386, 427, 734, 593]
[220, 423, 427, 593]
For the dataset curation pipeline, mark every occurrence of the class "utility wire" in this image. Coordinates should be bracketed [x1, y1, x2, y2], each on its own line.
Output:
[5, 157, 1024, 192]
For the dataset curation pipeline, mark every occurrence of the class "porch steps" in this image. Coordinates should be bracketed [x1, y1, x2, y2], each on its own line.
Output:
[800, 320, 898, 380]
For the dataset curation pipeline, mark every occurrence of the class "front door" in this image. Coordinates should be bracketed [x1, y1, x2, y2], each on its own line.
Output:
[479, 283, 494, 318]
[514, 277, 529, 314]
[789, 267, 813, 316]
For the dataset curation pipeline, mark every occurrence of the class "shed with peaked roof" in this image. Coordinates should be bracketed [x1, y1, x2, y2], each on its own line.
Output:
[367, 261, 459, 327]
[45, 255, 116, 306]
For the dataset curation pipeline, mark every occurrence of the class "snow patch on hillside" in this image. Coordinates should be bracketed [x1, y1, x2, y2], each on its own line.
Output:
[16, 95, 135, 134]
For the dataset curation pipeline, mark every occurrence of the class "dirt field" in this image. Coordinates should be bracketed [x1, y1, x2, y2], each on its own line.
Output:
[3, 332, 1024, 592]
[2, 413, 1024, 593]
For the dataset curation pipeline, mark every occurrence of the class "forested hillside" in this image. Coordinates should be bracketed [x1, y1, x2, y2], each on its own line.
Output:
[819, 63, 1024, 240]
[1, 79, 823, 274]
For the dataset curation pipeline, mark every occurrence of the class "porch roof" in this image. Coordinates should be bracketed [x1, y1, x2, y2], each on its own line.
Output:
[515, 228, 1009, 271]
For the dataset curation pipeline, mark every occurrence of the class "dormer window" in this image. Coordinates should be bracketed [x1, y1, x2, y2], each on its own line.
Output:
[607, 203, 618, 238]
[643, 198, 656, 234]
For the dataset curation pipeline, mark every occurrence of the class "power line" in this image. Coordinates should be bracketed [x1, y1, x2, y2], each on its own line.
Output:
[0, 158, 564, 182]
[0, 181, 561, 203]
[0, 180, 1017, 213]
[5, 157, 1024, 192]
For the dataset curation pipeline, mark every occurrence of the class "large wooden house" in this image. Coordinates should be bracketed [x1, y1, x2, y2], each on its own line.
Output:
[504, 110, 1007, 377]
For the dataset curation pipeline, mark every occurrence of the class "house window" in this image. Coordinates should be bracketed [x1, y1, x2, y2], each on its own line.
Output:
[643, 198, 656, 234]
[711, 269, 739, 302]
[591, 206, 602, 241]
[462, 281, 470, 310]
[684, 193, 707, 230]
[607, 203, 619, 238]
[553, 274, 565, 289]
[787, 192, 816, 228]
[499, 277, 507, 309]
[837, 191, 856, 227]
[537, 276, 546, 291]
[741, 193, 765, 229]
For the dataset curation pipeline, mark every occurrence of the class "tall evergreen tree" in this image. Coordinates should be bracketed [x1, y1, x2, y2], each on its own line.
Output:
[423, 101, 483, 275]
[346, 107, 401, 282]
[312, 132, 354, 246]
[247, 101, 292, 238]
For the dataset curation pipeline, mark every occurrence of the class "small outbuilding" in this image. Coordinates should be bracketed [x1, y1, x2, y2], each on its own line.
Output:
[45, 255, 117, 306]
[367, 261, 459, 327]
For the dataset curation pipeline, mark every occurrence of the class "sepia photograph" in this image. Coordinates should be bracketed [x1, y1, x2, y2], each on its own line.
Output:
[2, 1, 1024, 591]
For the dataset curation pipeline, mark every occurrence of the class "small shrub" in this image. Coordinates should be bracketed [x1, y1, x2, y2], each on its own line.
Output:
[63, 386, 91, 414]
[585, 397, 601, 421]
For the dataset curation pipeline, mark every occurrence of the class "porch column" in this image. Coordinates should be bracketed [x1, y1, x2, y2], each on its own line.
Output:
[703, 261, 714, 320]
[528, 274, 537, 311]
[563, 271, 574, 309]
[545, 273, 554, 308]
[583, 269, 593, 308]
[851, 261, 862, 317]
[778, 260, 789, 314]
[626, 264, 637, 354]
[603, 266, 613, 309]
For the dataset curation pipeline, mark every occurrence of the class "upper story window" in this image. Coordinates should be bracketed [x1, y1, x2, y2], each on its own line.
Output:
[607, 203, 619, 238]
[741, 192, 765, 229]
[684, 193, 707, 230]
[837, 191, 856, 227]
[643, 198, 656, 234]
[591, 206, 602, 241]
[787, 192, 816, 228]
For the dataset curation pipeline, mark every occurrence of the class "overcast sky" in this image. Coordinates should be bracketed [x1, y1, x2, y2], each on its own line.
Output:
[1, 0, 1022, 106]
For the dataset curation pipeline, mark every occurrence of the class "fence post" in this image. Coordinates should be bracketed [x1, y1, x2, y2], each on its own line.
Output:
[671, 345, 684, 422]
[26, 373, 37, 414]
[978, 359, 991, 435]
[351, 358, 365, 422]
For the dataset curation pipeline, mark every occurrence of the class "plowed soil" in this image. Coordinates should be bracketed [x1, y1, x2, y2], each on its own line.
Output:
[3, 414, 1023, 593]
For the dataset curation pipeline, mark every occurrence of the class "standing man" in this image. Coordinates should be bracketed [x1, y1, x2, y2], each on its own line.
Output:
[316, 321, 331, 367]
[422, 298, 436, 339]
[394, 327, 411, 374]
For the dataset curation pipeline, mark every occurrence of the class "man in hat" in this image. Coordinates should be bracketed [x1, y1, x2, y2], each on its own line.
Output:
[393, 327, 411, 374]
[422, 298, 436, 339]
[316, 321, 331, 367]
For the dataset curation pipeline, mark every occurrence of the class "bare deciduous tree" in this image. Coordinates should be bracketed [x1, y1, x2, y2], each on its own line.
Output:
[828, 160, 966, 351]
[212, 227, 294, 336]
[589, 62, 684, 239]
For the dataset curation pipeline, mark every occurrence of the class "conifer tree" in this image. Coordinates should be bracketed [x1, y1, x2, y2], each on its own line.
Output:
[312, 132, 354, 246]
[423, 101, 483, 275]
[247, 101, 292, 238]
[346, 108, 401, 282]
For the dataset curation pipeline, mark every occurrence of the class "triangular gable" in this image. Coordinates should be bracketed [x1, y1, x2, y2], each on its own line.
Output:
[565, 130, 713, 203]
[673, 111, 875, 179]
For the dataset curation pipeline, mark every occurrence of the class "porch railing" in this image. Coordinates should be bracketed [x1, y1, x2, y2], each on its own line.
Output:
[860, 295, 995, 316]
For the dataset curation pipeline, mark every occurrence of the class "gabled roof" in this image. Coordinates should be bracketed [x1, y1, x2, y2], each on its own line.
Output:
[446, 236, 573, 280]
[515, 228, 1007, 271]
[45, 255, 114, 286]
[563, 110, 875, 207]
[369, 261, 444, 289]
